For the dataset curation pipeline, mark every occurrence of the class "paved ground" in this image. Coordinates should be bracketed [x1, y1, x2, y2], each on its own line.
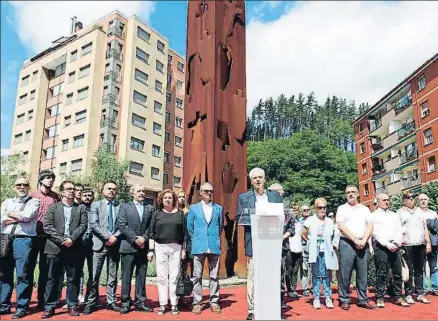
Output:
[2, 286, 437, 320]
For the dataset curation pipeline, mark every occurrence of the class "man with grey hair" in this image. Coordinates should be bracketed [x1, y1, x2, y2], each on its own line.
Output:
[187, 182, 224, 315]
[236, 168, 283, 320]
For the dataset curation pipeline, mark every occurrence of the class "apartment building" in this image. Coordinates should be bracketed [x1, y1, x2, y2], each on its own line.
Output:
[354, 53, 438, 208]
[9, 11, 185, 205]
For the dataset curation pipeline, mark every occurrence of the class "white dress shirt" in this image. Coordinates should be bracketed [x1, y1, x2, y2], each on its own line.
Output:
[289, 219, 303, 253]
[0, 195, 40, 237]
[255, 190, 269, 205]
[418, 208, 438, 221]
[336, 203, 371, 239]
[370, 208, 403, 249]
[201, 201, 214, 253]
[397, 207, 426, 246]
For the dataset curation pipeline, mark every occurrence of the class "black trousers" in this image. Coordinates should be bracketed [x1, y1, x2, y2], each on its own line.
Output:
[44, 249, 81, 310]
[403, 245, 426, 296]
[374, 243, 403, 300]
[286, 252, 302, 293]
[28, 236, 48, 307]
[120, 252, 148, 307]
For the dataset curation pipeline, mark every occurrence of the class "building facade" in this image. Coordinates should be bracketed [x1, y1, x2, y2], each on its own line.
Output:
[354, 53, 438, 208]
[9, 11, 185, 205]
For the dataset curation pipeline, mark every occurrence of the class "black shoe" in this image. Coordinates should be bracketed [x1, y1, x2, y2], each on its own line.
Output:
[120, 307, 130, 314]
[246, 313, 254, 320]
[41, 310, 54, 319]
[69, 307, 80, 316]
[357, 302, 375, 310]
[106, 303, 120, 312]
[0, 308, 11, 315]
[12, 310, 27, 319]
[135, 304, 153, 312]
[83, 306, 93, 315]
[288, 292, 301, 299]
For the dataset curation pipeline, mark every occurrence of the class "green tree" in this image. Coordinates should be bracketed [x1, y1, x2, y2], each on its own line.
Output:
[421, 182, 438, 211]
[1, 153, 28, 203]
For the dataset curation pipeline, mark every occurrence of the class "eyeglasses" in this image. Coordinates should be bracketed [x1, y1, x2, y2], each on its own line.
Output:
[302, 209, 310, 212]
[15, 183, 29, 187]
[202, 190, 214, 194]
[64, 187, 75, 191]
[317, 206, 327, 210]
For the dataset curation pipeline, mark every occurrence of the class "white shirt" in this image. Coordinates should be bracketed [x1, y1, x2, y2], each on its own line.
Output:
[418, 208, 438, 221]
[370, 208, 403, 249]
[336, 203, 371, 239]
[255, 190, 269, 205]
[1, 196, 40, 237]
[397, 207, 426, 246]
[289, 219, 303, 253]
[201, 201, 213, 224]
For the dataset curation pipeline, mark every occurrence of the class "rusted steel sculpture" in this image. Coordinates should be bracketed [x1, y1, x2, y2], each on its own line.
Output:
[183, 0, 247, 278]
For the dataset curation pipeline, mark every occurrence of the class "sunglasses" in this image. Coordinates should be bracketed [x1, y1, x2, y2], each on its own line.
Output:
[317, 206, 327, 210]
[405, 196, 415, 200]
[15, 183, 29, 187]
[202, 190, 214, 194]
[302, 209, 310, 212]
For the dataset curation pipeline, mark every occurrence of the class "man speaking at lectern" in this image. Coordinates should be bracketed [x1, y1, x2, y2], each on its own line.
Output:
[236, 168, 283, 320]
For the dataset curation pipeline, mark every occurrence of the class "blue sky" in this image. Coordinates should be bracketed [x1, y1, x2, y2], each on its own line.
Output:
[0, 0, 289, 153]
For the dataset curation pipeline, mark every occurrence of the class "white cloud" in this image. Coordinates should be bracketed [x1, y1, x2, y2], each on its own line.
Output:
[8, 1, 156, 54]
[1, 148, 10, 157]
[246, 1, 438, 112]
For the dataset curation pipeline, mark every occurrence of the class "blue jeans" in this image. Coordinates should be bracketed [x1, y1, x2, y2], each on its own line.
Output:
[423, 246, 438, 292]
[311, 253, 332, 300]
[0, 237, 33, 312]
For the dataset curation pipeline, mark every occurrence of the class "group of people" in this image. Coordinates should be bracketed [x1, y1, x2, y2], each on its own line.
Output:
[0, 167, 437, 320]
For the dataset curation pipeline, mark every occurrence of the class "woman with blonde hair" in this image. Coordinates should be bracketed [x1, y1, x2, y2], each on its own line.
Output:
[302, 197, 336, 309]
[148, 189, 186, 315]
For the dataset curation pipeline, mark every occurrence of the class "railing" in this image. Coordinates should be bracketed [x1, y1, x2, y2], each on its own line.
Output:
[102, 94, 119, 106]
[396, 121, 415, 140]
[375, 186, 388, 194]
[107, 27, 124, 39]
[370, 119, 382, 133]
[370, 139, 383, 153]
[372, 164, 386, 179]
[394, 93, 412, 115]
[399, 147, 418, 165]
[401, 175, 421, 189]
[106, 49, 122, 62]
[99, 142, 117, 154]
[100, 117, 118, 129]
[104, 70, 120, 83]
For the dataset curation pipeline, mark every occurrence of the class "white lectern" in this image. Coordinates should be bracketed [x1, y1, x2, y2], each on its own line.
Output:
[239, 203, 286, 320]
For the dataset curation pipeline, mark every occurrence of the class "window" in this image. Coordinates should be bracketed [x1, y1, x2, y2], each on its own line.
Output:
[17, 113, 25, 124]
[154, 101, 162, 113]
[152, 145, 160, 157]
[130, 162, 143, 176]
[174, 176, 181, 187]
[54, 63, 66, 77]
[132, 113, 146, 128]
[177, 80, 183, 90]
[137, 27, 150, 42]
[359, 122, 365, 133]
[32, 71, 38, 82]
[421, 101, 430, 118]
[164, 152, 170, 163]
[168, 55, 173, 63]
[30, 90, 35, 100]
[51, 83, 63, 97]
[77, 87, 89, 101]
[175, 136, 182, 147]
[174, 156, 182, 167]
[163, 172, 169, 184]
[135, 69, 148, 85]
[155, 80, 163, 92]
[79, 64, 90, 78]
[70, 50, 77, 62]
[81, 42, 92, 56]
[424, 128, 434, 145]
[71, 159, 82, 172]
[362, 163, 367, 175]
[46, 147, 56, 160]
[177, 62, 184, 72]
[176, 98, 183, 109]
[418, 75, 426, 91]
[14, 133, 23, 145]
[66, 93, 73, 105]
[21, 75, 29, 87]
[151, 167, 160, 180]
[360, 142, 365, 154]
[23, 151, 29, 159]
[50, 103, 62, 117]
[167, 72, 172, 84]
[156, 60, 164, 73]
[62, 139, 69, 151]
[48, 124, 59, 138]
[133, 90, 147, 106]
[64, 115, 71, 127]
[19, 94, 27, 105]
[28, 110, 33, 120]
[75, 110, 87, 123]
[166, 92, 172, 102]
[157, 40, 165, 53]
[60, 162, 67, 174]
[153, 122, 162, 135]
[428, 156, 436, 173]
[25, 130, 31, 141]
[68, 71, 75, 83]
[364, 184, 369, 196]
[165, 131, 170, 142]
[73, 134, 84, 148]
[175, 117, 183, 128]
[130, 137, 144, 152]
[136, 47, 149, 63]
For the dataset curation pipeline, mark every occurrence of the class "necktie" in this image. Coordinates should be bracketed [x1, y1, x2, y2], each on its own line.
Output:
[108, 201, 114, 234]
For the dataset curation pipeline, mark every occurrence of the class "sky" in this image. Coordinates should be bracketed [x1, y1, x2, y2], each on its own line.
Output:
[1, 1, 438, 156]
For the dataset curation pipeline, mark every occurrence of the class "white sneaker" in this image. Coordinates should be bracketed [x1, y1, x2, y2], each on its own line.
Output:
[313, 299, 321, 309]
[416, 295, 431, 304]
[78, 295, 85, 303]
[325, 298, 334, 309]
[405, 295, 415, 304]
[62, 303, 68, 309]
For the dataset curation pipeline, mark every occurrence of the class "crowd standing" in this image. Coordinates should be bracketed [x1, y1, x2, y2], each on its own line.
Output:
[0, 168, 437, 319]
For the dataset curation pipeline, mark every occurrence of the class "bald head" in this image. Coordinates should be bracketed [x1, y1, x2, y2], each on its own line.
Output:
[377, 193, 390, 210]
[418, 193, 429, 209]
[14, 177, 30, 198]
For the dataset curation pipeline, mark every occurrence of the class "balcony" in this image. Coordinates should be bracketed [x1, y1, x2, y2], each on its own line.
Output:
[102, 94, 119, 106]
[372, 164, 386, 179]
[370, 138, 383, 153]
[394, 94, 412, 115]
[375, 186, 388, 195]
[104, 70, 121, 83]
[107, 27, 124, 39]
[396, 121, 415, 140]
[384, 156, 400, 172]
[99, 142, 117, 154]
[387, 180, 402, 196]
[370, 118, 382, 133]
[100, 117, 118, 130]
[401, 175, 421, 190]
[399, 148, 418, 165]
[106, 48, 122, 62]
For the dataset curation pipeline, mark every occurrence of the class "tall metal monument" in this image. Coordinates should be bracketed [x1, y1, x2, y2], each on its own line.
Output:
[183, 0, 247, 278]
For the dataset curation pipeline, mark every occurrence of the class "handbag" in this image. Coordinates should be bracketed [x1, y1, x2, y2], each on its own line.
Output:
[0, 197, 32, 259]
[401, 255, 409, 283]
[176, 264, 194, 297]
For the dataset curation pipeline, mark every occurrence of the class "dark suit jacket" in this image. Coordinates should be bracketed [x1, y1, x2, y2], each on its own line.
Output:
[117, 202, 154, 254]
[43, 202, 88, 255]
[236, 189, 283, 257]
